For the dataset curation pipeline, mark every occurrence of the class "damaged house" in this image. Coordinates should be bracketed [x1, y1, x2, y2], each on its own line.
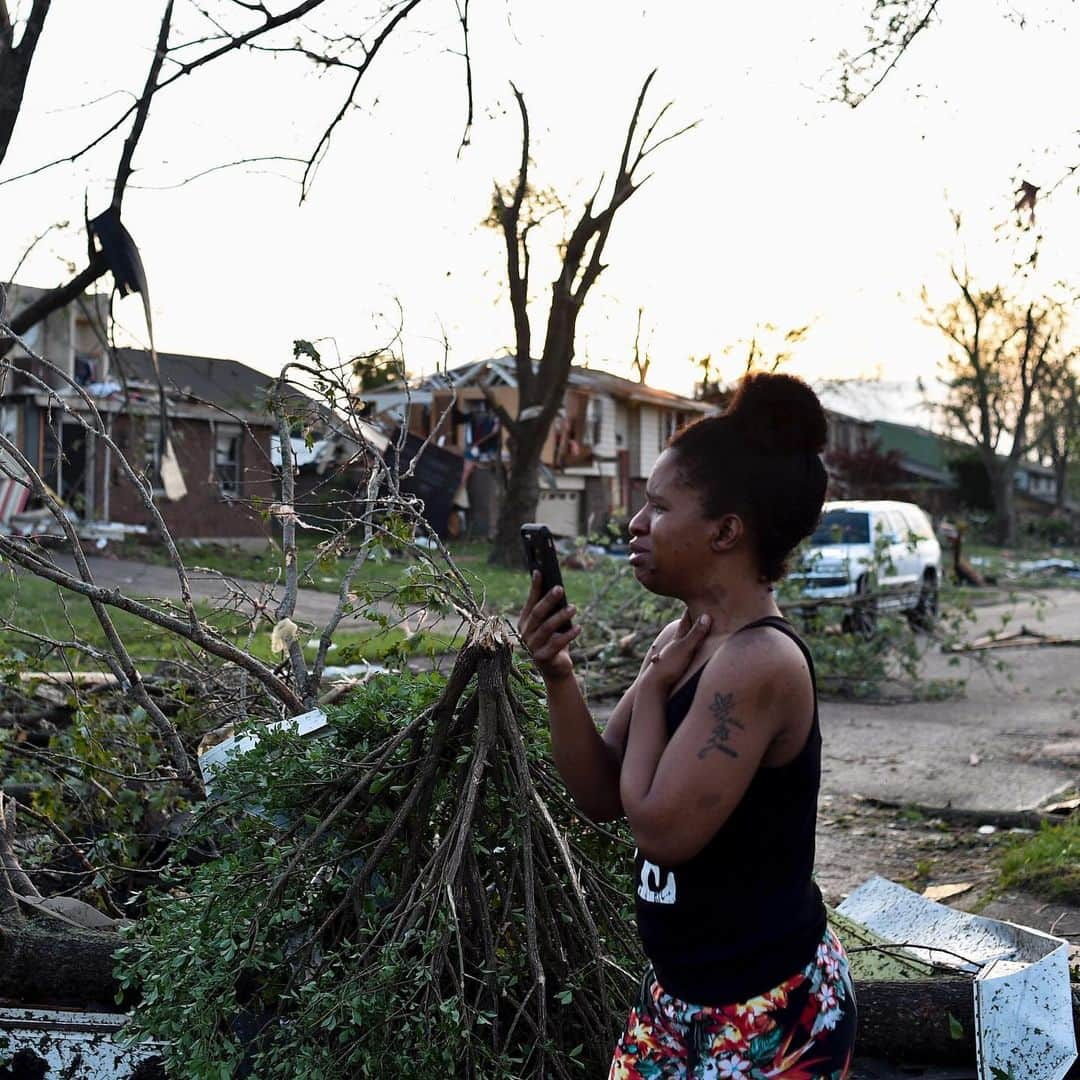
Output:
[1, 285, 282, 540]
[362, 358, 712, 538]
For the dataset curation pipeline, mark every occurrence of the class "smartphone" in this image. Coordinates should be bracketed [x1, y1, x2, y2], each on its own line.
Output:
[520, 523, 571, 628]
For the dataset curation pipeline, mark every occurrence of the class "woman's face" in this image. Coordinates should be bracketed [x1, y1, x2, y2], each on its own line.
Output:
[627, 449, 718, 597]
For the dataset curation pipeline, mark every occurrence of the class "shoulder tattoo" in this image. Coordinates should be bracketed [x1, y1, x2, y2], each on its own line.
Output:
[697, 692, 743, 760]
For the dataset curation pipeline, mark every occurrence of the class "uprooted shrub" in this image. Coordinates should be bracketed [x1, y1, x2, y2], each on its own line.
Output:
[118, 625, 640, 1079]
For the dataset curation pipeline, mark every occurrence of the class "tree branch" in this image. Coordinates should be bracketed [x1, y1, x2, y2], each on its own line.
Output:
[300, 0, 426, 201]
[498, 83, 534, 399]
[0, 0, 332, 189]
[454, 0, 473, 155]
[112, 0, 174, 210]
[835, 0, 942, 108]
[0, 0, 51, 166]
[0, 539, 305, 713]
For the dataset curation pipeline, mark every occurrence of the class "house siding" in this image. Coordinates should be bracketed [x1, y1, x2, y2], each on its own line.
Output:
[593, 395, 617, 463]
[637, 405, 662, 477]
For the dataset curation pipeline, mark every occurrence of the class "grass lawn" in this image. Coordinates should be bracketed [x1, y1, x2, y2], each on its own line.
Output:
[998, 816, 1080, 905]
[0, 569, 453, 671]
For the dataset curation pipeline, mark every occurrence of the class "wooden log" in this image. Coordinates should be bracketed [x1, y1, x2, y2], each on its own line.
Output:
[854, 795, 1057, 831]
[0, 924, 123, 1008]
[856, 978, 976, 1064]
[855, 978, 1080, 1066]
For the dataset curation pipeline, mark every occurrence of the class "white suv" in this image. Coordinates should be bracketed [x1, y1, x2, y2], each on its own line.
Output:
[793, 500, 942, 631]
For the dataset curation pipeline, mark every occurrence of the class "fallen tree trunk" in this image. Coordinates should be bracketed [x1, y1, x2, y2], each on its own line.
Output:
[854, 795, 1059, 831]
[0, 924, 122, 1007]
[855, 978, 1080, 1066]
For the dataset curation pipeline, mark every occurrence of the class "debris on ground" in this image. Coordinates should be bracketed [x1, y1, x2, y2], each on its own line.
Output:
[945, 624, 1080, 652]
[848, 794, 1060, 832]
[922, 882, 975, 902]
[837, 876, 1078, 1080]
[1014, 558, 1080, 580]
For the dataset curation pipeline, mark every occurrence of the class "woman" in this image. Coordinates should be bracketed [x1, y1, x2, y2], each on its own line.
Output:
[518, 373, 856, 1079]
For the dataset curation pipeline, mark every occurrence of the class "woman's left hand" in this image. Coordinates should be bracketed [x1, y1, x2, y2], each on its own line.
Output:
[640, 611, 712, 691]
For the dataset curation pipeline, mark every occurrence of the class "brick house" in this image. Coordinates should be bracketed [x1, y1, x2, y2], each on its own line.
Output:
[2, 285, 281, 540]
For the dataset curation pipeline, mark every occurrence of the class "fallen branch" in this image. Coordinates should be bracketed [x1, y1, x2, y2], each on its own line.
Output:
[944, 624, 1080, 653]
[853, 795, 1060, 831]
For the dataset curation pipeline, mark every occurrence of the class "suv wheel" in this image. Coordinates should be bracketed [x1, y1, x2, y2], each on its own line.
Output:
[842, 575, 877, 638]
[908, 570, 939, 630]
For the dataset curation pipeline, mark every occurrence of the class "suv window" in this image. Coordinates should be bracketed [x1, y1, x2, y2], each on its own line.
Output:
[811, 510, 870, 545]
[884, 511, 908, 541]
[900, 506, 933, 540]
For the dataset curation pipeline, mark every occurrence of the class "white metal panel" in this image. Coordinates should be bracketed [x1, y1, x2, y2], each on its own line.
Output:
[200, 707, 328, 795]
[0, 1008, 164, 1078]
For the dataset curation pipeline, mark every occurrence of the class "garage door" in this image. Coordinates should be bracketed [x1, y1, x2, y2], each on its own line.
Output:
[537, 490, 581, 538]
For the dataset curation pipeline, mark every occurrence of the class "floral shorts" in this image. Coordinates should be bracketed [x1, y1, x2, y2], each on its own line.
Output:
[609, 928, 857, 1079]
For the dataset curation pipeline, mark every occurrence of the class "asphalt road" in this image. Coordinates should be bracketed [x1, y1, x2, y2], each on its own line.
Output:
[820, 588, 1080, 812]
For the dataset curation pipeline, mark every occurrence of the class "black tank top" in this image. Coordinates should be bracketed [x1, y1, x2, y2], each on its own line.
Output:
[631, 615, 827, 1006]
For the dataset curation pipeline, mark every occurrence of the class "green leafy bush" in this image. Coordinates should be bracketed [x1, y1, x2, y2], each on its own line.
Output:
[118, 664, 639, 1078]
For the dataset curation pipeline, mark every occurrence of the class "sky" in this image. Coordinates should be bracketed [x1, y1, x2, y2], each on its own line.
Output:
[3, 0, 1080, 407]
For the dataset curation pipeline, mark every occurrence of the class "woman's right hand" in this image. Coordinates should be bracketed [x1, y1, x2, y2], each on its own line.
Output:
[517, 571, 581, 682]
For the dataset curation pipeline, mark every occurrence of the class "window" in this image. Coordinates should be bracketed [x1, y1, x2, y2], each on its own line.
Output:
[810, 510, 870, 545]
[143, 419, 163, 492]
[586, 397, 603, 447]
[215, 426, 242, 497]
[884, 511, 908, 542]
[900, 506, 933, 540]
[658, 410, 675, 451]
[658, 409, 690, 450]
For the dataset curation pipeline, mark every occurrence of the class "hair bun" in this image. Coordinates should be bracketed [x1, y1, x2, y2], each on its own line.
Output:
[724, 372, 827, 455]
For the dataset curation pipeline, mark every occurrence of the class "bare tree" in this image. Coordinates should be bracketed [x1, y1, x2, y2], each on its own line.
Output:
[1032, 353, 1080, 511]
[1, 0, 473, 348]
[928, 265, 1070, 544]
[484, 72, 694, 566]
[723, 321, 811, 375]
